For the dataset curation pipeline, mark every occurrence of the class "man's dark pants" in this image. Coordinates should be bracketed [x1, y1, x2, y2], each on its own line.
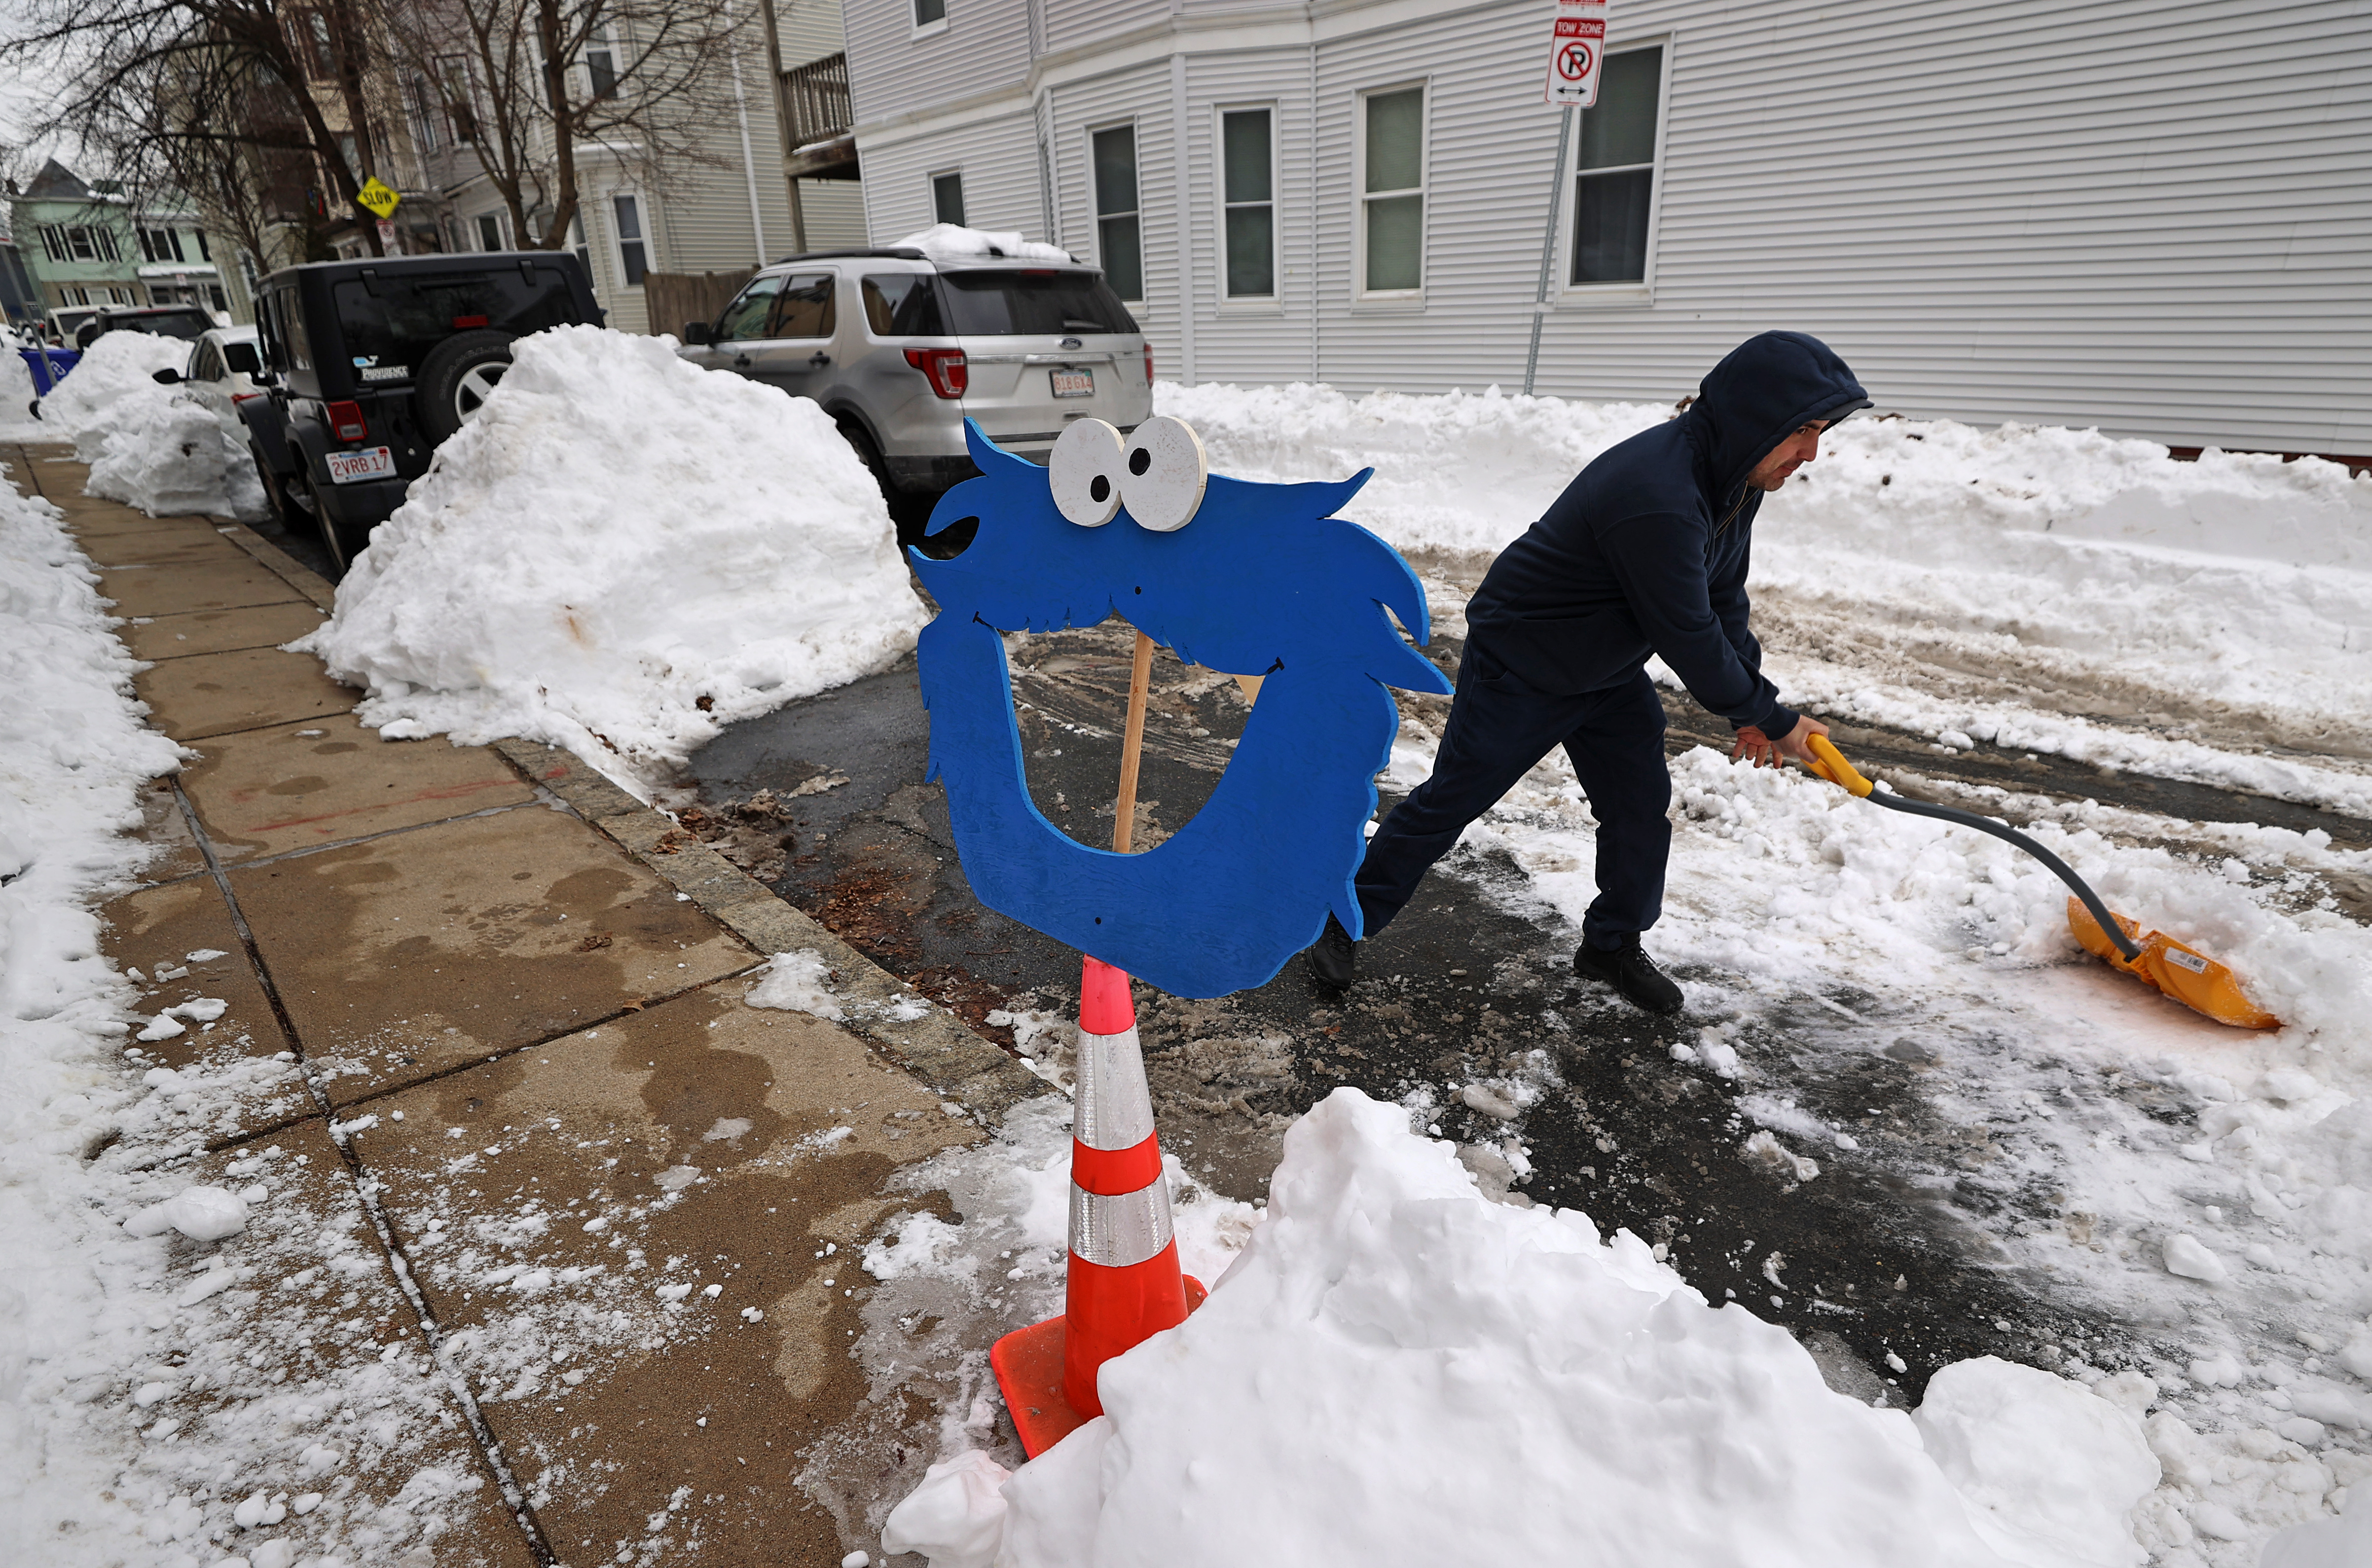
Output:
[1353, 642, 1672, 951]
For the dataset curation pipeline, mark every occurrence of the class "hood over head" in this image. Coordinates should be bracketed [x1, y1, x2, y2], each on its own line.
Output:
[1691, 330, 1871, 500]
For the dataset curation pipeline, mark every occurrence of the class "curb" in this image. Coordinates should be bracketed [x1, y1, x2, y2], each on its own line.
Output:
[491, 738, 1050, 1124]
[207, 514, 1049, 1128]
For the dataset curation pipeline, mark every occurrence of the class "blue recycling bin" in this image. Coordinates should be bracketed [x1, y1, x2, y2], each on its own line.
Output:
[18, 346, 79, 418]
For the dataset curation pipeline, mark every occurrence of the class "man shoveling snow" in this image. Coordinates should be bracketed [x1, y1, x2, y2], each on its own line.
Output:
[1310, 331, 1871, 1014]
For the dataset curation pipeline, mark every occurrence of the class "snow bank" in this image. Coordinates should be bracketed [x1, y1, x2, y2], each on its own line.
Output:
[884, 1090, 2156, 1568]
[0, 346, 42, 438]
[1161, 383, 2372, 797]
[31, 332, 262, 520]
[894, 223, 1074, 265]
[0, 462, 185, 1559]
[294, 326, 931, 797]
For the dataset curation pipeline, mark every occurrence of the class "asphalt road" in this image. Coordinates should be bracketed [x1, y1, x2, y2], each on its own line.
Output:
[688, 618, 2366, 1405]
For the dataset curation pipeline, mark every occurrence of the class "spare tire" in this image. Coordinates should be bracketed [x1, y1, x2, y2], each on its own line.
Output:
[413, 328, 517, 443]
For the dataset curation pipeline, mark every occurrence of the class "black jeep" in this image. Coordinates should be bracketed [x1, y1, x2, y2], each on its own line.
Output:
[241, 252, 602, 573]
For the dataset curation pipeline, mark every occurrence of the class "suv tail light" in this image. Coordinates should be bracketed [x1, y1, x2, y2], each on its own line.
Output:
[904, 347, 968, 400]
[1143, 344, 1155, 387]
[326, 400, 368, 442]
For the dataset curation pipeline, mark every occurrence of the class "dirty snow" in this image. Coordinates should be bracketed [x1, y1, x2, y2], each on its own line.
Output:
[744, 948, 847, 1020]
[294, 325, 932, 798]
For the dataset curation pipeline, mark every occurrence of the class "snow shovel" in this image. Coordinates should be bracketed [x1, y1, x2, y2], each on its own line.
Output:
[1801, 735, 2278, 1030]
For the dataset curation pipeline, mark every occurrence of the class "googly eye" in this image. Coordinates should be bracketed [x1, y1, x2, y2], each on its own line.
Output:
[1048, 419, 1126, 527]
[1118, 415, 1207, 532]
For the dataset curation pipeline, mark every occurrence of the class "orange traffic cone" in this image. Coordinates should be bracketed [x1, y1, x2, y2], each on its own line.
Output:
[991, 955, 1206, 1456]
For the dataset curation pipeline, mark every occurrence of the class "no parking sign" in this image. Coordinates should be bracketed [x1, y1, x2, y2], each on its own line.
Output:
[1543, 0, 1608, 108]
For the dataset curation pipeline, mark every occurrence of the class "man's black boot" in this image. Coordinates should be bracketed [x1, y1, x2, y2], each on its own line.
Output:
[1573, 937, 1684, 1015]
[1307, 912, 1357, 990]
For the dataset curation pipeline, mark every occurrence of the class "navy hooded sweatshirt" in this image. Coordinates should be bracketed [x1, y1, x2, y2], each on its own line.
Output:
[1464, 330, 1870, 735]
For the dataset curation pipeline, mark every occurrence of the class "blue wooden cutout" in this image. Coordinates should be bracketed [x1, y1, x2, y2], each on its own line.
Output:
[909, 419, 1453, 1000]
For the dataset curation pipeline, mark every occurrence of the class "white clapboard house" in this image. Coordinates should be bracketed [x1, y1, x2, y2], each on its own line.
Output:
[839, 0, 2369, 456]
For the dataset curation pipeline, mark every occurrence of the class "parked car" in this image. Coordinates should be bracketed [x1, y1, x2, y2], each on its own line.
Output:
[48, 305, 102, 346]
[240, 251, 603, 573]
[676, 247, 1151, 532]
[73, 304, 215, 350]
[150, 327, 266, 424]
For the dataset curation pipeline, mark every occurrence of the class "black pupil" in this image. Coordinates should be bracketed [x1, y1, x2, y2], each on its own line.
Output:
[1089, 475, 1110, 503]
[1128, 448, 1152, 476]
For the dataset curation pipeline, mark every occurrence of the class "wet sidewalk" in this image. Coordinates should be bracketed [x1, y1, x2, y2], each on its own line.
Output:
[14, 443, 1039, 1567]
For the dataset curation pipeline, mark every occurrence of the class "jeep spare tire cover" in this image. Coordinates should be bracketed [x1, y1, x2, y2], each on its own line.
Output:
[415, 328, 518, 443]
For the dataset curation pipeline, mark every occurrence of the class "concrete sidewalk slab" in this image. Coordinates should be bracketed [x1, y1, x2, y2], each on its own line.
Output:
[182, 712, 534, 861]
[79, 527, 252, 569]
[340, 973, 979, 1566]
[123, 599, 328, 661]
[101, 877, 309, 1150]
[97, 553, 310, 619]
[104, 1118, 539, 1568]
[136, 643, 356, 741]
[130, 775, 210, 886]
[227, 806, 754, 1105]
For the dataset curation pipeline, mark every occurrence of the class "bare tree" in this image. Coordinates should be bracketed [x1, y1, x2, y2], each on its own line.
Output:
[0, 0, 393, 257]
[376, 0, 744, 251]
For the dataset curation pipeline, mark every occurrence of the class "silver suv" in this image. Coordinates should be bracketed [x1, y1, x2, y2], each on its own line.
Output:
[678, 248, 1152, 507]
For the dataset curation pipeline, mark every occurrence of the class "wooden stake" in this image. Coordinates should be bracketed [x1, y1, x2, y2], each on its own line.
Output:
[1112, 630, 1154, 852]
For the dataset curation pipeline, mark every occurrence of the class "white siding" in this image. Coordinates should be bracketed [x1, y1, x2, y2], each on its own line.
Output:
[838, 0, 2372, 452]
[844, 0, 1033, 131]
[777, 0, 849, 67]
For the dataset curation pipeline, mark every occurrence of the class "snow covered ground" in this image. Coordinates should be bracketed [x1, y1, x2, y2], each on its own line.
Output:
[294, 326, 932, 801]
[8, 357, 2371, 1566]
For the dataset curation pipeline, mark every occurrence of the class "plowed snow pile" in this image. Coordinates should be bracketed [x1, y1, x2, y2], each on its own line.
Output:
[881, 1089, 2161, 1568]
[296, 326, 931, 796]
[33, 331, 262, 520]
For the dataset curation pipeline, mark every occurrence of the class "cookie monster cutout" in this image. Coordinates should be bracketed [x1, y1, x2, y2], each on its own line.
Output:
[910, 417, 1453, 1000]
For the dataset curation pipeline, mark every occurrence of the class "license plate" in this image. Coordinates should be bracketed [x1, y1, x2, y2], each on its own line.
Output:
[1050, 368, 1094, 399]
[325, 446, 395, 485]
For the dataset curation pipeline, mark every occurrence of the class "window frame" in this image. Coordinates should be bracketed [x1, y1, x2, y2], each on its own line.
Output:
[929, 170, 966, 228]
[1215, 102, 1280, 309]
[1353, 80, 1430, 303]
[1088, 118, 1144, 306]
[1557, 35, 1676, 306]
[586, 23, 621, 100]
[912, 0, 948, 38]
[607, 189, 650, 290]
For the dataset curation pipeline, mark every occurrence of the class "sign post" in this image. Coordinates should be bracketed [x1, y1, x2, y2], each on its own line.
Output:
[1526, 0, 1605, 395]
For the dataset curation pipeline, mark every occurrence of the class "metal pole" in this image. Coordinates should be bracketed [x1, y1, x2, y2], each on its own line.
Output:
[1522, 105, 1573, 399]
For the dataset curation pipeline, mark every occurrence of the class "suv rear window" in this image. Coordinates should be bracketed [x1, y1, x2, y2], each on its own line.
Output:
[113, 310, 211, 340]
[331, 267, 579, 381]
[936, 270, 1137, 336]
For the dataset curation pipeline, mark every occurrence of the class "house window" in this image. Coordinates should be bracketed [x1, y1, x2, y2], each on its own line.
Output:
[439, 57, 478, 142]
[408, 75, 442, 153]
[914, 0, 947, 28]
[1091, 124, 1142, 302]
[1360, 85, 1425, 294]
[476, 213, 505, 251]
[1220, 108, 1274, 298]
[62, 286, 88, 306]
[587, 30, 618, 98]
[67, 226, 96, 262]
[1569, 45, 1664, 286]
[38, 226, 67, 264]
[931, 172, 965, 227]
[193, 229, 210, 261]
[611, 194, 648, 287]
[139, 227, 185, 263]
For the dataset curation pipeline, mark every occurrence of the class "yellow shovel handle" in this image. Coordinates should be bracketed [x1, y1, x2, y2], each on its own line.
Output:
[1803, 733, 1874, 797]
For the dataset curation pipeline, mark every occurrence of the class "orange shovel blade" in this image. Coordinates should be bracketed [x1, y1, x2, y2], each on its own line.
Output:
[2065, 897, 2279, 1031]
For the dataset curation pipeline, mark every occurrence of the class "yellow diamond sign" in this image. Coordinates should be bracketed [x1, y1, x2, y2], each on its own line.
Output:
[355, 177, 401, 219]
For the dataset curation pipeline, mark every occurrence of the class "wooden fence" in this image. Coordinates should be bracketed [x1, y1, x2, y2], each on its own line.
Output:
[640, 269, 755, 341]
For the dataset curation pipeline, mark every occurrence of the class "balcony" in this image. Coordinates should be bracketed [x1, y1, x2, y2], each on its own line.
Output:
[781, 53, 856, 181]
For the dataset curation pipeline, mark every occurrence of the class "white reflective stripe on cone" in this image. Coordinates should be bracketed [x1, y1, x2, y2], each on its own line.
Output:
[1069, 1181, 1174, 1269]
[1073, 1024, 1155, 1151]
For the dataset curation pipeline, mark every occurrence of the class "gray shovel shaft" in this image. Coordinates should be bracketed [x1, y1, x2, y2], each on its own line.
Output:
[1862, 790, 2144, 962]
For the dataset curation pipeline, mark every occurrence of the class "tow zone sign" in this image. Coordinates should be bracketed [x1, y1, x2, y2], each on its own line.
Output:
[1543, 0, 1608, 109]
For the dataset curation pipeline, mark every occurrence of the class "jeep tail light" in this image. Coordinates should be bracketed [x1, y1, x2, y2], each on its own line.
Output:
[452, 314, 489, 328]
[904, 347, 968, 400]
[1143, 343, 1155, 387]
[326, 400, 368, 442]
